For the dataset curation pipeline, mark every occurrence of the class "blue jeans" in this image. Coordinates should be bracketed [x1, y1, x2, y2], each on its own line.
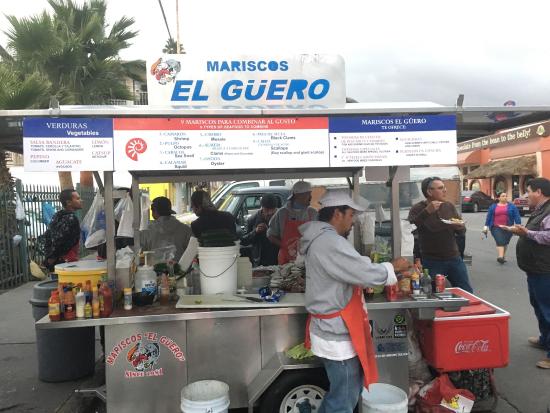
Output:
[318, 356, 363, 413]
[422, 256, 473, 293]
[527, 273, 550, 358]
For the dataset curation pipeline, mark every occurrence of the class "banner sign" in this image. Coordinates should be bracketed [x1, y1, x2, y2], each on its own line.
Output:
[146, 54, 346, 108]
[113, 117, 329, 170]
[23, 118, 114, 171]
[457, 120, 550, 153]
[328, 115, 457, 166]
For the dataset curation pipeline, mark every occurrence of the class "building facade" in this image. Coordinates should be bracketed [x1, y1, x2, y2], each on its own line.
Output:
[458, 120, 550, 199]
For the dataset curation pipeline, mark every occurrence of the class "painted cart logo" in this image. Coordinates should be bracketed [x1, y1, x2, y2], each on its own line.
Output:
[106, 332, 185, 379]
[454, 340, 490, 354]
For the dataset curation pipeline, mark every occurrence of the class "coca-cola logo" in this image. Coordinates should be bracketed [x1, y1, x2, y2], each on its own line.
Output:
[454, 340, 490, 353]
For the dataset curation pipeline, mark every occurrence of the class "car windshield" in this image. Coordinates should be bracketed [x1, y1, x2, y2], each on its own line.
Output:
[218, 193, 243, 215]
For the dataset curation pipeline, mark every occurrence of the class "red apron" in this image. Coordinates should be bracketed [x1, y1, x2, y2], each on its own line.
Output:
[278, 219, 306, 265]
[63, 242, 80, 263]
[305, 286, 379, 388]
[278, 208, 315, 265]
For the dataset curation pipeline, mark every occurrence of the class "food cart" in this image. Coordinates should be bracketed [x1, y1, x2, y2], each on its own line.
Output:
[11, 56, 533, 409]
[17, 103, 479, 412]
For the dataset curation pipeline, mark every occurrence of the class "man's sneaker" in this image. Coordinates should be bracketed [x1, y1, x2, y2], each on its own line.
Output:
[528, 336, 545, 349]
[536, 358, 550, 369]
[497, 257, 505, 264]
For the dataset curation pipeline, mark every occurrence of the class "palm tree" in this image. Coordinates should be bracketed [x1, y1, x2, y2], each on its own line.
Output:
[4, 0, 141, 104]
[163, 38, 177, 54]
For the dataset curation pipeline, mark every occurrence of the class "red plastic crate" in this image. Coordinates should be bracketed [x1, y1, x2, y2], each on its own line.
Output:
[416, 289, 510, 372]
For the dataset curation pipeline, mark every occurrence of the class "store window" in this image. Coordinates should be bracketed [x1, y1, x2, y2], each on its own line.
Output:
[470, 180, 481, 191]
[494, 176, 507, 197]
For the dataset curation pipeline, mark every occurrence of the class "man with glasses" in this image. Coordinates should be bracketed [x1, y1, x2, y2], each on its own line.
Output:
[408, 177, 473, 292]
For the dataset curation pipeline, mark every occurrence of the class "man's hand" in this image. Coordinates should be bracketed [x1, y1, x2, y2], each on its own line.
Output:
[46, 258, 55, 265]
[504, 224, 529, 236]
[255, 223, 268, 234]
[425, 201, 442, 214]
[391, 257, 411, 273]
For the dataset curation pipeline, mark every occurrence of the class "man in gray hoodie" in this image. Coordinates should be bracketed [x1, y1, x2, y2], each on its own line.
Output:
[300, 189, 410, 413]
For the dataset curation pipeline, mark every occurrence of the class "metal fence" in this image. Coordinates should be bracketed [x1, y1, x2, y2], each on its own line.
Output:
[0, 183, 25, 289]
[0, 181, 96, 289]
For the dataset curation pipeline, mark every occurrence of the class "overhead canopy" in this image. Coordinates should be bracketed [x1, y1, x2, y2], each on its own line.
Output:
[4, 104, 550, 153]
[465, 155, 537, 179]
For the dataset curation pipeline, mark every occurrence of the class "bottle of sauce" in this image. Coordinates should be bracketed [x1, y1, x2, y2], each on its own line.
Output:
[421, 269, 432, 296]
[92, 287, 100, 318]
[84, 301, 92, 319]
[57, 283, 65, 318]
[48, 290, 61, 321]
[63, 287, 76, 320]
[84, 280, 92, 304]
[411, 270, 421, 296]
[99, 281, 113, 318]
[123, 288, 133, 310]
[159, 273, 170, 306]
[75, 288, 86, 319]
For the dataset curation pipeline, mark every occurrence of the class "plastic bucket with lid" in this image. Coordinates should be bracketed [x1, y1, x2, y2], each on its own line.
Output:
[181, 380, 230, 413]
[361, 383, 408, 413]
[198, 245, 238, 295]
[55, 260, 107, 286]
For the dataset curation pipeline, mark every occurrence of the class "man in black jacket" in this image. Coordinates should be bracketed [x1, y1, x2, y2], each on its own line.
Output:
[43, 189, 82, 271]
[505, 178, 550, 369]
[241, 194, 279, 266]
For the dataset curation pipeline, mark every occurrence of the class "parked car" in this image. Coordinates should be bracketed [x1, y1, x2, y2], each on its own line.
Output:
[513, 195, 533, 216]
[461, 190, 494, 212]
[218, 186, 291, 233]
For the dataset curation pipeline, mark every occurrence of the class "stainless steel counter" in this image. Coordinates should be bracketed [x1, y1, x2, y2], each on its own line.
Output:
[35, 293, 468, 329]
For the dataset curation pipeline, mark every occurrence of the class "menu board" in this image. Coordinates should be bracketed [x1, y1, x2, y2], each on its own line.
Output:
[23, 118, 114, 171]
[328, 115, 457, 166]
[112, 117, 330, 170]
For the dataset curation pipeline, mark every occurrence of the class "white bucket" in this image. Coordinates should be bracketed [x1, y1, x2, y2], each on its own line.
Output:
[361, 383, 408, 413]
[181, 380, 230, 413]
[198, 245, 239, 295]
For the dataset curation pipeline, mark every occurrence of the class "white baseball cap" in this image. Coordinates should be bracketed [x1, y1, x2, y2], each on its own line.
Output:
[287, 181, 312, 200]
[319, 189, 366, 211]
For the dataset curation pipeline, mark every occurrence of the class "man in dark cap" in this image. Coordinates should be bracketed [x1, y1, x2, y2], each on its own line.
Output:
[241, 194, 280, 266]
[141, 196, 192, 262]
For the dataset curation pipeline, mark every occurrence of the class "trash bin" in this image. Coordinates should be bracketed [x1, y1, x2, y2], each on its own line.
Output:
[30, 280, 96, 382]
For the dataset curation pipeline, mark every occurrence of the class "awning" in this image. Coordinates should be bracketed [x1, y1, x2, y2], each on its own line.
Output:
[465, 155, 537, 179]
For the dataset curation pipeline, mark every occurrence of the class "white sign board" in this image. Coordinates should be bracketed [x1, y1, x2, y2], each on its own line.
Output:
[146, 54, 346, 108]
[113, 117, 329, 170]
[328, 115, 457, 166]
[23, 118, 114, 172]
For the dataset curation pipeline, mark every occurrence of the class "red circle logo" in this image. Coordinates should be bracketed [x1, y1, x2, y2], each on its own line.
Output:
[125, 138, 147, 161]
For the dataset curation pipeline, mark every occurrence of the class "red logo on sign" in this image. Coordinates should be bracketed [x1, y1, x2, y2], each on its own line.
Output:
[125, 138, 147, 161]
[454, 340, 489, 353]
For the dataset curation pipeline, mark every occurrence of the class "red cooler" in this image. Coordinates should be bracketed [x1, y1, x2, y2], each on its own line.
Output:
[416, 288, 510, 372]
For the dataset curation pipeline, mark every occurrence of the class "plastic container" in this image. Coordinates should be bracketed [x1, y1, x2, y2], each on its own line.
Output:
[198, 245, 239, 295]
[361, 383, 408, 413]
[54, 260, 107, 286]
[30, 280, 95, 382]
[181, 380, 230, 413]
[416, 288, 510, 372]
[237, 256, 253, 288]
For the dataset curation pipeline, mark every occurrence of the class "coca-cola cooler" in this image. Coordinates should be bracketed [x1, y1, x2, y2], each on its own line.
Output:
[416, 288, 510, 372]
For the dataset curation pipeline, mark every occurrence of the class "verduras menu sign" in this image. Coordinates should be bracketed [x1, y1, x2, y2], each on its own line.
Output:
[23, 118, 114, 171]
[146, 54, 346, 108]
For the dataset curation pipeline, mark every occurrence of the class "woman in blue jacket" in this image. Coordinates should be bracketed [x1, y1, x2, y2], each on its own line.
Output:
[483, 192, 521, 263]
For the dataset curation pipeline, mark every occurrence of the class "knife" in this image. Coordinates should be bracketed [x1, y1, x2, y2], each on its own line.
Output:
[233, 294, 265, 303]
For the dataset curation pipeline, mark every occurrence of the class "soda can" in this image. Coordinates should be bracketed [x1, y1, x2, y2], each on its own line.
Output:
[365, 287, 375, 299]
[385, 284, 399, 302]
[435, 274, 446, 293]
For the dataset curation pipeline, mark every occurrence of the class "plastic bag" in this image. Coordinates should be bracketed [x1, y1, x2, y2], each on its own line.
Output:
[116, 246, 135, 268]
[15, 193, 25, 221]
[416, 374, 475, 413]
[116, 193, 134, 238]
[81, 192, 106, 248]
[140, 193, 151, 231]
[41, 202, 56, 225]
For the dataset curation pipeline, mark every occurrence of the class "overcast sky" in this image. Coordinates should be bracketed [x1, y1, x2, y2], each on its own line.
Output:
[2, 0, 550, 107]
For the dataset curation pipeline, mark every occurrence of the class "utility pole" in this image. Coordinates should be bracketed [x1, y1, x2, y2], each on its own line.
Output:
[176, 0, 181, 54]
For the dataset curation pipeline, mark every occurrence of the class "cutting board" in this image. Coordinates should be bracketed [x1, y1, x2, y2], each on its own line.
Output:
[175, 293, 305, 309]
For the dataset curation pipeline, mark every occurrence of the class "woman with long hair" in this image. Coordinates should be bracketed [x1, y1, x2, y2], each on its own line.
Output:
[483, 192, 521, 263]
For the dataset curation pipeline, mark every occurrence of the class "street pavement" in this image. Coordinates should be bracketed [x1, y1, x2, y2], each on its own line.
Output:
[1, 211, 549, 412]
[463, 212, 550, 413]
